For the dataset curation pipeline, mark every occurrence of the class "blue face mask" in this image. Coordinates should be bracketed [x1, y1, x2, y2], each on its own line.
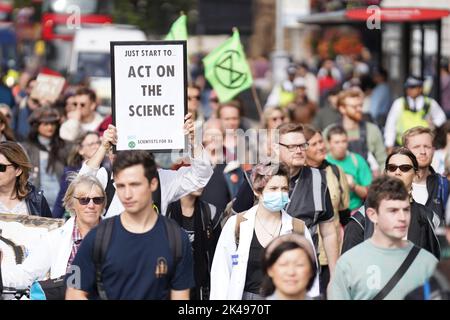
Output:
[262, 192, 290, 212]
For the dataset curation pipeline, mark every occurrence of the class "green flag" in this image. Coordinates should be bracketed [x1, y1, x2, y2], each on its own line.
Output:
[203, 29, 253, 103]
[165, 14, 188, 41]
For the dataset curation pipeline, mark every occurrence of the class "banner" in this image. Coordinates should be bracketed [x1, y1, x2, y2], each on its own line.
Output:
[0, 214, 64, 267]
[111, 41, 187, 151]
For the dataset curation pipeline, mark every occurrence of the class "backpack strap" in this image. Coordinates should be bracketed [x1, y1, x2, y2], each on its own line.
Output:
[372, 245, 421, 300]
[438, 175, 449, 207]
[330, 164, 344, 209]
[93, 217, 115, 300]
[234, 212, 247, 247]
[152, 170, 162, 214]
[163, 217, 183, 269]
[350, 210, 366, 232]
[292, 218, 305, 235]
[423, 96, 431, 117]
[104, 170, 115, 214]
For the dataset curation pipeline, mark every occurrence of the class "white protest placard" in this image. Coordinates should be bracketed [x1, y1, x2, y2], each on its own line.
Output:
[30, 73, 65, 103]
[111, 41, 187, 151]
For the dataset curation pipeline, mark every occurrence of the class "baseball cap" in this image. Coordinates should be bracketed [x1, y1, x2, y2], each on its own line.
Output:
[293, 77, 307, 88]
[287, 63, 298, 75]
[404, 76, 423, 88]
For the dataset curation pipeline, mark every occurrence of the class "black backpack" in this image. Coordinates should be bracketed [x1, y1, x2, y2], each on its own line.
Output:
[92, 215, 182, 300]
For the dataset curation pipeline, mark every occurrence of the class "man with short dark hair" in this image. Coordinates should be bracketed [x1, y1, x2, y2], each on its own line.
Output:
[60, 87, 104, 142]
[329, 176, 438, 300]
[66, 151, 195, 300]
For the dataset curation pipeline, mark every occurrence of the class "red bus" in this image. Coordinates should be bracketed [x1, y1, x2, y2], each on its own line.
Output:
[41, 0, 112, 41]
[40, 0, 113, 73]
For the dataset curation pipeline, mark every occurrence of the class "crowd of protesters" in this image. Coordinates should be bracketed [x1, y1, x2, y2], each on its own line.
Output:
[0, 53, 450, 301]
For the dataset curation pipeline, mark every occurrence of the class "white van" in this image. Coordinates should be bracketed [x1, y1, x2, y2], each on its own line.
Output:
[69, 25, 147, 114]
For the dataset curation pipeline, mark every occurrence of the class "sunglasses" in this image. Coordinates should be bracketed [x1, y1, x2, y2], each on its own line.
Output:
[74, 196, 105, 205]
[0, 163, 13, 172]
[188, 96, 200, 101]
[386, 164, 414, 173]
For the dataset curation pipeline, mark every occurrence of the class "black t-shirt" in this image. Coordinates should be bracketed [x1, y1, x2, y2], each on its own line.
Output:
[71, 215, 195, 300]
[244, 230, 264, 294]
[181, 214, 195, 244]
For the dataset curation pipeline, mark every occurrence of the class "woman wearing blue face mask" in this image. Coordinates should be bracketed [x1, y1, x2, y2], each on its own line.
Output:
[209, 162, 319, 300]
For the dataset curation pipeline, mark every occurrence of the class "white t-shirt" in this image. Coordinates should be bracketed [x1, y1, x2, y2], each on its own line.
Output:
[412, 182, 429, 205]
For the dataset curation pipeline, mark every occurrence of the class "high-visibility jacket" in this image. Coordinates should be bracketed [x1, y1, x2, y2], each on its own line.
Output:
[396, 96, 431, 145]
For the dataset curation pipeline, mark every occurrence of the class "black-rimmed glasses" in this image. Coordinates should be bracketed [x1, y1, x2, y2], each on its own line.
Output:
[278, 142, 309, 152]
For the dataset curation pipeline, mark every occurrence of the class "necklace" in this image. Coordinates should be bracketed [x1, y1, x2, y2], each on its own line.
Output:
[256, 214, 281, 238]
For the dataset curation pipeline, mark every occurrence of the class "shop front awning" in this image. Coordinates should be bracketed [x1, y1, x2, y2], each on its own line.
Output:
[298, 7, 450, 25]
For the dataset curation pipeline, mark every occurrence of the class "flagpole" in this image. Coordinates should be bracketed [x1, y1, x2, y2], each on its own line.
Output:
[251, 85, 264, 120]
[231, 26, 263, 120]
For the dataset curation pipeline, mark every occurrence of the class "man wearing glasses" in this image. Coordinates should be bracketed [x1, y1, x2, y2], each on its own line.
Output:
[59, 87, 104, 142]
[232, 123, 339, 293]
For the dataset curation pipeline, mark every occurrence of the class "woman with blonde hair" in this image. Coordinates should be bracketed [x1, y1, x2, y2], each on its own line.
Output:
[0, 174, 106, 296]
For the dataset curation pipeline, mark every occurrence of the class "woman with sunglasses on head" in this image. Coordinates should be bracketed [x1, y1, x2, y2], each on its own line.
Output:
[210, 162, 319, 300]
[342, 147, 441, 259]
[22, 107, 71, 211]
[53, 131, 103, 219]
[0, 174, 106, 294]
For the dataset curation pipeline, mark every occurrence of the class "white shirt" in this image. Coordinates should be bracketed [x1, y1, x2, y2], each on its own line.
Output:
[78, 146, 213, 217]
[412, 182, 429, 205]
[384, 96, 446, 147]
[59, 112, 105, 142]
[209, 206, 320, 300]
